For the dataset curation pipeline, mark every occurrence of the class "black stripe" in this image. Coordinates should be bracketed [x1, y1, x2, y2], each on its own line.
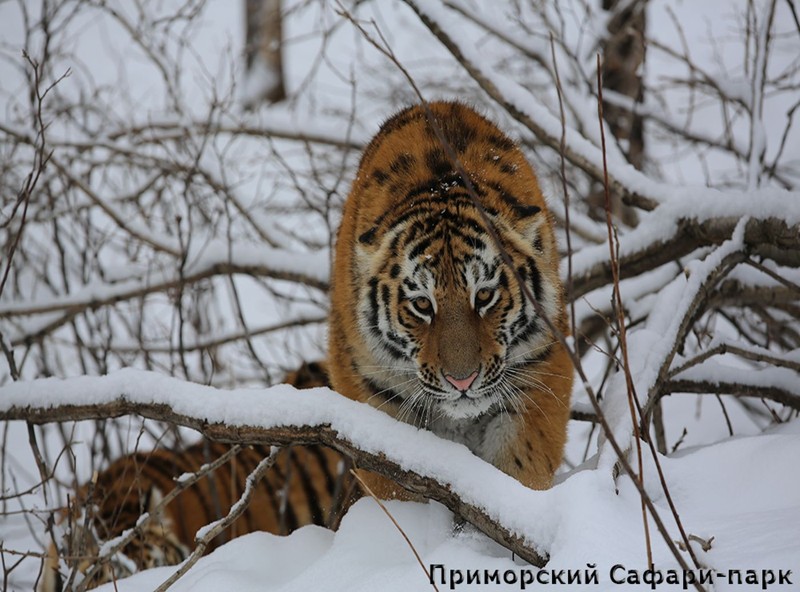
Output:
[438, 114, 478, 153]
[359, 227, 377, 245]
[291, 450, 326, 526]
[309, 446, 337, 495]
[402, 278, 419, 291]
[373, 169, 389, 185]
[425, 148, 453, 178]
[500, 162, 517, 174]
[509, 320, 546, 351]
[380, 283, 392, 312]
[486, 180, 540, 218]
[389, 152, 416, 175]
[375, 332, 407, 360]
[487, 133, 515, 151]
[367, 277, 379, 329]
[408, 236, 433, 261]
[147, 453, 217, 543]
[375, 185, 479, 230]
[528, 260, 542, 301]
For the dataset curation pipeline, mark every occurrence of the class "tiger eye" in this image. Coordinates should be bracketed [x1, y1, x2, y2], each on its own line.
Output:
[475, 288, 494, 307]
[412, 296, 433, 314]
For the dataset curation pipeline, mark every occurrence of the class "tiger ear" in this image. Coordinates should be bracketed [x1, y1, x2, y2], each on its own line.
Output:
[520, 215, 548, 252]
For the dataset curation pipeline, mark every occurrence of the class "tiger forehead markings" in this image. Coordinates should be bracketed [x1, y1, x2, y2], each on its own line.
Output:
[329, 101, 573, 492]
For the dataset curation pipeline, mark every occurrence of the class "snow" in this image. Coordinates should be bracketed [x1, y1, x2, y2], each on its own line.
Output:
[2, 372, 799, 591]
[568, 188, 800, 288]
[632, 219, 747, 396]
[675, 362, 800, 397]
[0, 370, 558, 551]
[90, 428, 800, 591]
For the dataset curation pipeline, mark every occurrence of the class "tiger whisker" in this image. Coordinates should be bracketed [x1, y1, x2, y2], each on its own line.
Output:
[502, 379, 553, 426]
[503, 369, 569, 411]
[366, 375, 419, 399]
[371, 378, 423, 413]
[505, 340, 558, 363]
[505, 366, 571, 381]
[396, 387, 427, 424]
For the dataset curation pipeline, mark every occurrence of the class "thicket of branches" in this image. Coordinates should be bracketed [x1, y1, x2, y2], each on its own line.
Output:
[1, 0, 799, 589]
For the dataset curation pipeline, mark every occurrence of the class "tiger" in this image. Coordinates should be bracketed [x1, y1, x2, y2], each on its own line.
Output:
[328, 100, 573, 496]
[40, 361, 359, 591]
[41, 101, 573, 590]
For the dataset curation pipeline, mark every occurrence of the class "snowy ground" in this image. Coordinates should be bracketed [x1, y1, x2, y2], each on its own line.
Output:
[0, 371, 798, 591]
[96, 424, 800, 592]
[111, 430, 800, 592]
[0, 370, 796, 591]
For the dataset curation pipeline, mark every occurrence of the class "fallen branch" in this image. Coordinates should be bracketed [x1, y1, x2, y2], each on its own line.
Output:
[0, 371, 549, 567]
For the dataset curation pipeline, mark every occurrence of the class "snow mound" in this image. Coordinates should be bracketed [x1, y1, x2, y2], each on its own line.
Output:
[97, 423, 800, 592]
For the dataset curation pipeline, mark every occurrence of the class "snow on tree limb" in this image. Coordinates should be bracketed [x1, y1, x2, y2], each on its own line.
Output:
[0, 369, 551, 567]
[569, 195, 800, 299]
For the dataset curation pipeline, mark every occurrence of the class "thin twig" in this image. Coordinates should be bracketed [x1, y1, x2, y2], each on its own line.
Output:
[596, 52, 653, 569]
[153, 448, 280, 592]
[550, 32, 576, 342]
[73, 445, 244, 591]
[351, 470, 440, 592]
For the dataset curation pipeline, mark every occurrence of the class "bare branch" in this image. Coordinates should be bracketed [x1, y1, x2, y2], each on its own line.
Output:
[152, 448, 280, 592]
[664, 377, 800, 411]
[1, 247, 328, 346]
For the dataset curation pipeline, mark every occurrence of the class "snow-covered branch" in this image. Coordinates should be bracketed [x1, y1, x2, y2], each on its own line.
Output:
[570, 210, 800, 299]
[0, 370, 552, 567]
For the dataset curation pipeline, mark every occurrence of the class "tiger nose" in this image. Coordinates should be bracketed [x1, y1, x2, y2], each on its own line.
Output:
[444, 370, 479, 392]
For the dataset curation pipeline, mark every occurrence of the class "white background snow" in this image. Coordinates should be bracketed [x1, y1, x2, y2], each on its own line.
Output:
[1, 1, 799, 591]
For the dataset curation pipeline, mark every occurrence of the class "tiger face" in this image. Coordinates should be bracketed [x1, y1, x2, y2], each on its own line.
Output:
[354, 183, 560, 422]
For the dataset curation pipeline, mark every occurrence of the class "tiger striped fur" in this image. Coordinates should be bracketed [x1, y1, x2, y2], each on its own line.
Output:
[40, 362, 358, 591]
[329, 101, 573, 497]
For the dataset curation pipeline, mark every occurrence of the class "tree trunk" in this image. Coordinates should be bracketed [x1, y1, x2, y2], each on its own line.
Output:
[590, 0, 647, 227]
[244, 0, 286, 107]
